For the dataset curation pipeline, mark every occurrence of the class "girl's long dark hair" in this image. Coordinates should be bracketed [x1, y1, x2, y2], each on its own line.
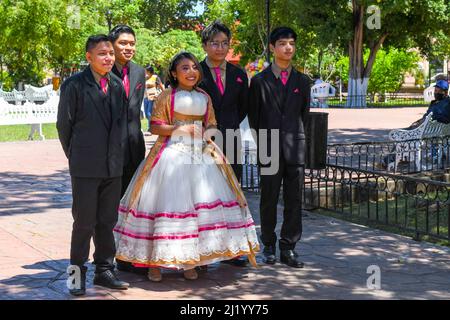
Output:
[167, 51, 203, 88]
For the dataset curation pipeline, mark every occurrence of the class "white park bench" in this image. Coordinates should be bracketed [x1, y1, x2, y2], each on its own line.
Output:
[311, 82, 336, 108]
[388, 112, 450, 171]
[0, 94, 59, 140]
[0, 89, 27, 104]
[24, 84, 55, 103]
[423, 84, 435, 103]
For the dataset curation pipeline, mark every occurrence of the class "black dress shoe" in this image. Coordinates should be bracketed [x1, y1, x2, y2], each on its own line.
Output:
[69, 266, 87, 296]
[220, 256, 248, 267]
[280, 250, 304, 268]
[263, 245, 276, 265]
[93, 270, 129, 290]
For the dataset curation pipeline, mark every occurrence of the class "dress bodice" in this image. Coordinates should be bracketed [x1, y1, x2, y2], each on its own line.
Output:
[174, 90, 207, 116]
[170, 89, 207, 151]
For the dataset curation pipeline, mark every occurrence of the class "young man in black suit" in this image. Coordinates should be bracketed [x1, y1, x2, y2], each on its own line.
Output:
[198, 21, 249, 267]
[248, 27, 311, 268]
[109, 25, 148, 275]
[57, 35, 130, 296]
[109, 25, 146, 196]
[198, 20, 249, 182]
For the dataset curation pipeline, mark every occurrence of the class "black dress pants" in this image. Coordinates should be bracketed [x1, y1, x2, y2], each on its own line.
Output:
[259, 156, 304, 251]
[70, 176, 121, 273]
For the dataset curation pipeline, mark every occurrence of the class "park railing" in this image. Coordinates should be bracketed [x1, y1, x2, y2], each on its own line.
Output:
[303, 164, 450, 242]
[241, 136, 450, 190]
[241, 137, 450, 242]
[241, 149, 260, 192]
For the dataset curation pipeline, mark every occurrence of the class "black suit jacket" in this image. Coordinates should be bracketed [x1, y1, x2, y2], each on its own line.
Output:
[198, 60, 249, 130]
[112, 61, 146, 169]
[248, 65, 311, 166]
[57, 68, 127, 178]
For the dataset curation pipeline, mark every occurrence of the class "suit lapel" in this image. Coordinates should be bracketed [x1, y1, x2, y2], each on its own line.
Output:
[111, 64, 121, 80]
[112, 62, 138, 101]
[222, 62, 236, 103]
[285, 69, 299, 108]
[128, 62, 139, 100]
[201, 60, 222, 108]
[84, 69, 110, 129]
[109, 78, 121, 123]
[262, 68, 283, 113]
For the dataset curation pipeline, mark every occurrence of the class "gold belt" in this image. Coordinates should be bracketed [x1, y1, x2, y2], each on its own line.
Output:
[173, 111, 204, 122]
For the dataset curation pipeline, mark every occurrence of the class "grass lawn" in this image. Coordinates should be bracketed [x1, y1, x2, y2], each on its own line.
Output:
[326, 97, 428, 108]
[316, 194, 450, 247]
[0, 123, 59, 142]
[0, 119, 150, 142]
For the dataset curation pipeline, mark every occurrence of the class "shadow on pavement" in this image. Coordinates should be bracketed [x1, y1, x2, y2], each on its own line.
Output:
[0, 170, 71, 216]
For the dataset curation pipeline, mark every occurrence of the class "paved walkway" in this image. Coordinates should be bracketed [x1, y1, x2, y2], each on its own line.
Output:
[323, 106, 428, 143]
[1, 107, 450, 300]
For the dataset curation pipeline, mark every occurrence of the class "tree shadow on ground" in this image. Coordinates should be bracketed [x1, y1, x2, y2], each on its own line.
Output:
[328, 128, 392, 144]
[1, 186, 450, 300]
[0, 170, 71, 216]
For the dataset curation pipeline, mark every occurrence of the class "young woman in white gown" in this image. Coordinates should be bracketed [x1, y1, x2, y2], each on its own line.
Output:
[114, 52, 259, 281]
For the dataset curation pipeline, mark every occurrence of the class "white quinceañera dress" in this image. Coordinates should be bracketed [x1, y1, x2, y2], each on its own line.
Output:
[114, 89, 259, 270]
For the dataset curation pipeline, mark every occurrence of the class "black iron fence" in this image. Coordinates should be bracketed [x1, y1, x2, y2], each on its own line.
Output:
[241, 137, 450, 242]
[304, 165, 450, 242]
[241, 149, 259, 192]
[241, 136, 450, 191]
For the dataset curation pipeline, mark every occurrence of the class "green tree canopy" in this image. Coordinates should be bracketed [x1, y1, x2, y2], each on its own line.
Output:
[337, 48, 420, 95]
[134, 28, 204, 80]
[204, 0, 316, 67]
[294, 0, 450, 106]
[140, 0, 202, 32]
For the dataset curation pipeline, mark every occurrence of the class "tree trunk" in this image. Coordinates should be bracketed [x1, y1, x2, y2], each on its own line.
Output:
[346, 1, 388, 108]
[346, 0, 388, 108]
[317, 48, 324, 77]
[346, 1, 365, 108]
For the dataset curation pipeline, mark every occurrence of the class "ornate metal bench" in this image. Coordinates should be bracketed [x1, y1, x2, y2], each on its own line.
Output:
[311, 82, 336, 108]
[388, 112, 450, 171]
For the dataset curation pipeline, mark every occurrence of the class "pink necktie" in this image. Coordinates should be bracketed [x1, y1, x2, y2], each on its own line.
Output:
[281, 70, 288, 86]
[100, 77, 108, 95]
[213, 67, 224, 95]
[122, 66, 130, 98]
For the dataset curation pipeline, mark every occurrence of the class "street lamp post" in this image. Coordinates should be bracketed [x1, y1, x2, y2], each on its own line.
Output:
[266, 0, 270, 63]
[106, 9, 113, 32]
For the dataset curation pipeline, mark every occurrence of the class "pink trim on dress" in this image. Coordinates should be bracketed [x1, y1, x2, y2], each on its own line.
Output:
[118, 199, 240, 220]
[114, 228, 199, 240]
[114, 221, 255, 241]
[198, 221, 255, 232]
[170, 88, 176, 120]
[195, 199, 240, 210]
[120, 209, 198, 220]
[150, 120, 168, 125]
[151, 136, 169, 169]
